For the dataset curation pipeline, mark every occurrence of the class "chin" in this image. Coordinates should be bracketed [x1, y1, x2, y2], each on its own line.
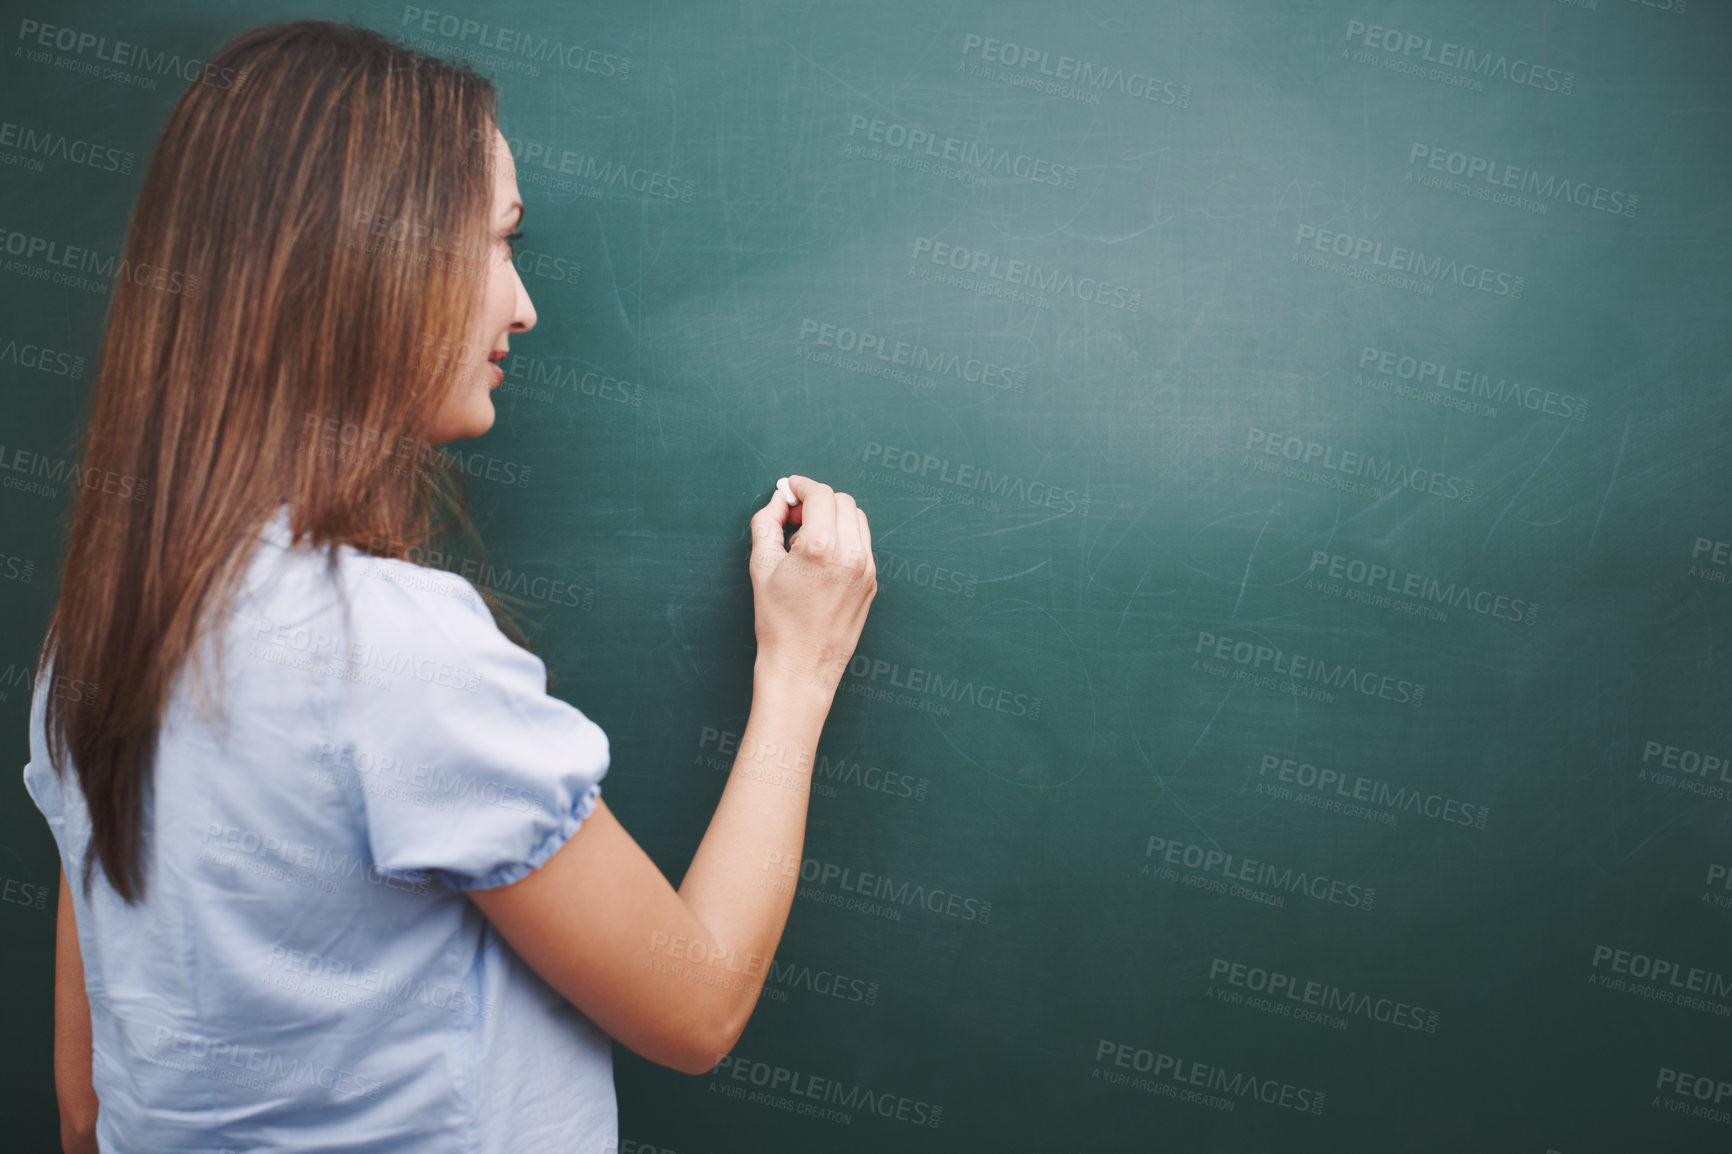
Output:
[464, 400, 496, 439]
[429, 401, 495, 445]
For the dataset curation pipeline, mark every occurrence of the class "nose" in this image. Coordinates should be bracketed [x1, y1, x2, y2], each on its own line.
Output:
[512, 265, 537, 333]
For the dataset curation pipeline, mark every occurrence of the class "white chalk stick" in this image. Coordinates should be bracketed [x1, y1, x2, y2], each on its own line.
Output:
[776, 476, 800, 506]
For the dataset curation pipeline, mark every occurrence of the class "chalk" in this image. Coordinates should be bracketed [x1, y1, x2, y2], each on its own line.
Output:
[776, 476, 800, 507]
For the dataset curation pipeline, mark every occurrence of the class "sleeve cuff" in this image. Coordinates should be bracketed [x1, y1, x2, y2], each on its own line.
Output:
[440, 782, 604, 893]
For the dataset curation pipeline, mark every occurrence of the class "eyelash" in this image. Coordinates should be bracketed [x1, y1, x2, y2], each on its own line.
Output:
[503, 230, 524, 259]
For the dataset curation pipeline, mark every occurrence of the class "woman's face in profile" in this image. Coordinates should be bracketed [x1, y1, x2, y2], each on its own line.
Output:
[426, 124, 536, 444]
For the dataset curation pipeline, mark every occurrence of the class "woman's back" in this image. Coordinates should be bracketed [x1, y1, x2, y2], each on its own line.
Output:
[26, 506, 617, 1154]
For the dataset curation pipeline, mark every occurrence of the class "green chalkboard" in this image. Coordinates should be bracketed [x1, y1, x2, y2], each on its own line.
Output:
[4, 0, 1731, 1149]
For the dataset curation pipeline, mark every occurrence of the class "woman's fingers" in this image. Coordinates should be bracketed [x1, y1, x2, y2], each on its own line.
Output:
[770, 476, 871, 576]
[785, 475, 836, 561]
[831, 490, 864, 571]
[856, 506, 875, 580]
[777, 478, 804, 529]
[753, 487, 791, 543]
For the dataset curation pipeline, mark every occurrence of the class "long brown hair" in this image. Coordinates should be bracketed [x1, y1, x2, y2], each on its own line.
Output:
[38, 20, 534, 904]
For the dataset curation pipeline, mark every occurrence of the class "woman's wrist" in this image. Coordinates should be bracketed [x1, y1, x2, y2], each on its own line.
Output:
[751, 653, 839, 719]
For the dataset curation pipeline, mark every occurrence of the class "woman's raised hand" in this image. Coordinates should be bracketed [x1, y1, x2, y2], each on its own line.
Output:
[746, 475, 878, 694]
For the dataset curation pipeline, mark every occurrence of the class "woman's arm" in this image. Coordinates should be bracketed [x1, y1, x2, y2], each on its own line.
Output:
[55, 868, 99, 1154]
[469, 477, 875, 1074]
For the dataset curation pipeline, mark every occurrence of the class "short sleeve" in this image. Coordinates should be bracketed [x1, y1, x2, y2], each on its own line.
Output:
[336, 559, 609, 891]
[21, 662, 66, 832]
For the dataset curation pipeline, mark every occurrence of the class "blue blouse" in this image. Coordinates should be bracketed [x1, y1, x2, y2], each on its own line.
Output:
[23, 506, 617, 1153]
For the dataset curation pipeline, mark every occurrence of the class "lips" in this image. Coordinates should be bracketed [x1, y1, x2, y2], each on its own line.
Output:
[488, 350, 507, 387]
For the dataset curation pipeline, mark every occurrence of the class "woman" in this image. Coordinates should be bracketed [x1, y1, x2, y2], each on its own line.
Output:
[26, 20, 876, 1154]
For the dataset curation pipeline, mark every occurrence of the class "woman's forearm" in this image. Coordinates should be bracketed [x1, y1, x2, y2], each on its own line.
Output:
[675, 660, 834, 1043]
[55, 870, 99, 1154]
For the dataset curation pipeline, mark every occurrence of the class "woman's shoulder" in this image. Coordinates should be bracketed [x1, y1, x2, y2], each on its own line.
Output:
[224, 507, 517, 708]
[244, 506, 492, 631]
[345, 552, 490, 624]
